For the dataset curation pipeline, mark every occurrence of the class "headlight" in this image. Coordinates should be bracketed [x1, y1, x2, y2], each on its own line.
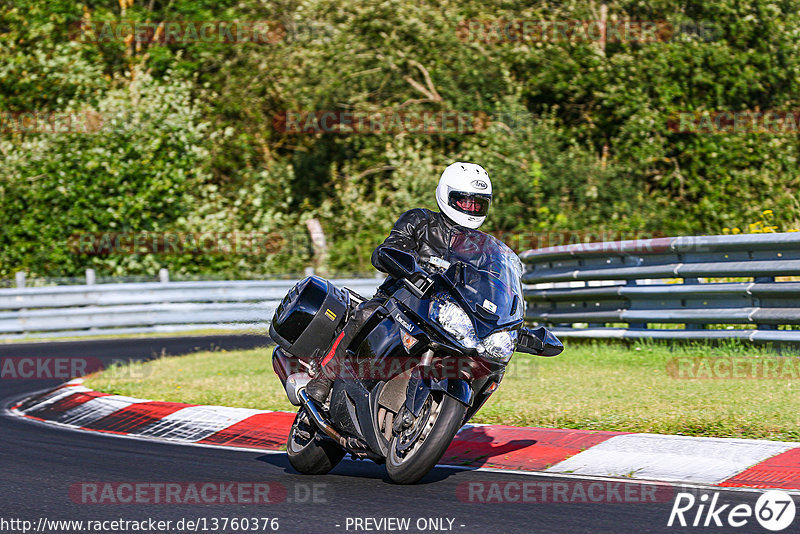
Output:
[430, 296, 479, 348]
[430, 294, 517, 361]
[478, 330, 517, 362]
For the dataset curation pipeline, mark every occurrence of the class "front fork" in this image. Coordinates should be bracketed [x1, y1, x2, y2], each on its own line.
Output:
[403, 350, 474, 418]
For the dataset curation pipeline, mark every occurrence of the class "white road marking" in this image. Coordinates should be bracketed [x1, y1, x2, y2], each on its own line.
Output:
[547, 433, 799, 484]
[17, 385, 91, 414]
[135, 404, 269, 441]
[57, 395, 146, 427]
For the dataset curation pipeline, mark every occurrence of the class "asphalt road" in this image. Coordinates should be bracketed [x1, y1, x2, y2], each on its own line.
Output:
[0, 336, 791, 534]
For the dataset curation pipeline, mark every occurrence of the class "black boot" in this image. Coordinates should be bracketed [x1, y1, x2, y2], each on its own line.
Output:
[305, 375, 333, 404]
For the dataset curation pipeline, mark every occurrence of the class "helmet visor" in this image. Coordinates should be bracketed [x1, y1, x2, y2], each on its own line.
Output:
[448, 190, 492, 217]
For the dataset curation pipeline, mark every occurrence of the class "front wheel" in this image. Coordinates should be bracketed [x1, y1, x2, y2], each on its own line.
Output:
[286, 408, 345, 475]
[386, 392, 467, 484]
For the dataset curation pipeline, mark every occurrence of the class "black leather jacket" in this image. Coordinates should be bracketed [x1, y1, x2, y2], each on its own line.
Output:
[371, 208, 460, 293]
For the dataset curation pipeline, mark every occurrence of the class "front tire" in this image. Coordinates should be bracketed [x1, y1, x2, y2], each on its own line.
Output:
[286, 408, 345, 475]
[386, 392, 467, 484]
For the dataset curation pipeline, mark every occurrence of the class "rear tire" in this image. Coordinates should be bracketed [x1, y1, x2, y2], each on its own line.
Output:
[386, 393, 467, 484]
[286, 408, 345, 475]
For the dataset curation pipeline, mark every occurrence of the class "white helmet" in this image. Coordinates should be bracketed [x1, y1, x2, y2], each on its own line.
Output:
[435, 162, 492, 229]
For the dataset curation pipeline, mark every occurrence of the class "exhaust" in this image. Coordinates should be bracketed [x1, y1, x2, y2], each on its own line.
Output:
[284, 372, 312, 406]
[297, 389, 369, 452]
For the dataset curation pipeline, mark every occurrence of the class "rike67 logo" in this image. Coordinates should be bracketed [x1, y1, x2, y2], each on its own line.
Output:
[668, 490, 796, 531]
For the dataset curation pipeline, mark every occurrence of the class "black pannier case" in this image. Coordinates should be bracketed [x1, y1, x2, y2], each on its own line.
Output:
[269, 276, 349, 358]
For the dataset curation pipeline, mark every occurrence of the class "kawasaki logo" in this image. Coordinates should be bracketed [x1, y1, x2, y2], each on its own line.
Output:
[394, 312, 413, 332]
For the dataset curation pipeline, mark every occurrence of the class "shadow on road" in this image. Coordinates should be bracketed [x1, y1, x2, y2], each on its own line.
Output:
[442, 425, 538, 469]
[255, 452, 464, 484]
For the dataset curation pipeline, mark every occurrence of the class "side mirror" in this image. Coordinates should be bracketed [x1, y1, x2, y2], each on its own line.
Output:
[517, 326, 564, 357]
[377, 247, 418, 279]
[376, 247, 433, 298]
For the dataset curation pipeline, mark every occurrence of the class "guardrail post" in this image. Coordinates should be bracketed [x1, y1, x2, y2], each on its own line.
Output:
[159, 268, 169, 283]
[754, 276, 778, 330]
[682, 278, 704, 330]
[85, 268, 98, 332]
[623, 280, 648, 329]
[14, 272, 27, 335]
[625, 280, 647, 327]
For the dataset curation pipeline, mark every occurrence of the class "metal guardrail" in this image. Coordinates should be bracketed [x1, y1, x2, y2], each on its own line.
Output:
[0, 277, 381, 339]
[520, 232, 800, 343]
[9, 232, 800, 343]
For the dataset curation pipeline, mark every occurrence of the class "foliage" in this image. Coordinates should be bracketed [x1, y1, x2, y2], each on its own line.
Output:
[2, 0, 799, 278]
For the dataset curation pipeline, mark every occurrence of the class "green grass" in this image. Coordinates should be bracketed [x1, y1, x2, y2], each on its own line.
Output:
[0, 328, 257, 345]
[84, 340, 800, 441]
[86, 348, 296, 412]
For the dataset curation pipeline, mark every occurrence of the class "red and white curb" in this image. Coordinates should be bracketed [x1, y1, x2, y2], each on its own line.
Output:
[10, 379, 800, 490]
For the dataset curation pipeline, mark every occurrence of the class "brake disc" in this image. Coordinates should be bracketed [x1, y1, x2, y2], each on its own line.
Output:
[395, 397, 432, 453]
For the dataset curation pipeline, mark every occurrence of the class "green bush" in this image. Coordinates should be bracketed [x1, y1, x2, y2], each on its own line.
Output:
[2, 0, 800, 278]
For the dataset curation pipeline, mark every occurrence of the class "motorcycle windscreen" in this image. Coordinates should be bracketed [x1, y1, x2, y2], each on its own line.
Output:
[444, 229, 525, 323]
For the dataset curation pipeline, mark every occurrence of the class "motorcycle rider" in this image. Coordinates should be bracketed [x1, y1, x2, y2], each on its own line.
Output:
[305, 162, 493, 404]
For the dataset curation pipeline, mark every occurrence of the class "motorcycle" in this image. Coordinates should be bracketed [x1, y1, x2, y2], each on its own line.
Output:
[270, 227, 563, 484]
